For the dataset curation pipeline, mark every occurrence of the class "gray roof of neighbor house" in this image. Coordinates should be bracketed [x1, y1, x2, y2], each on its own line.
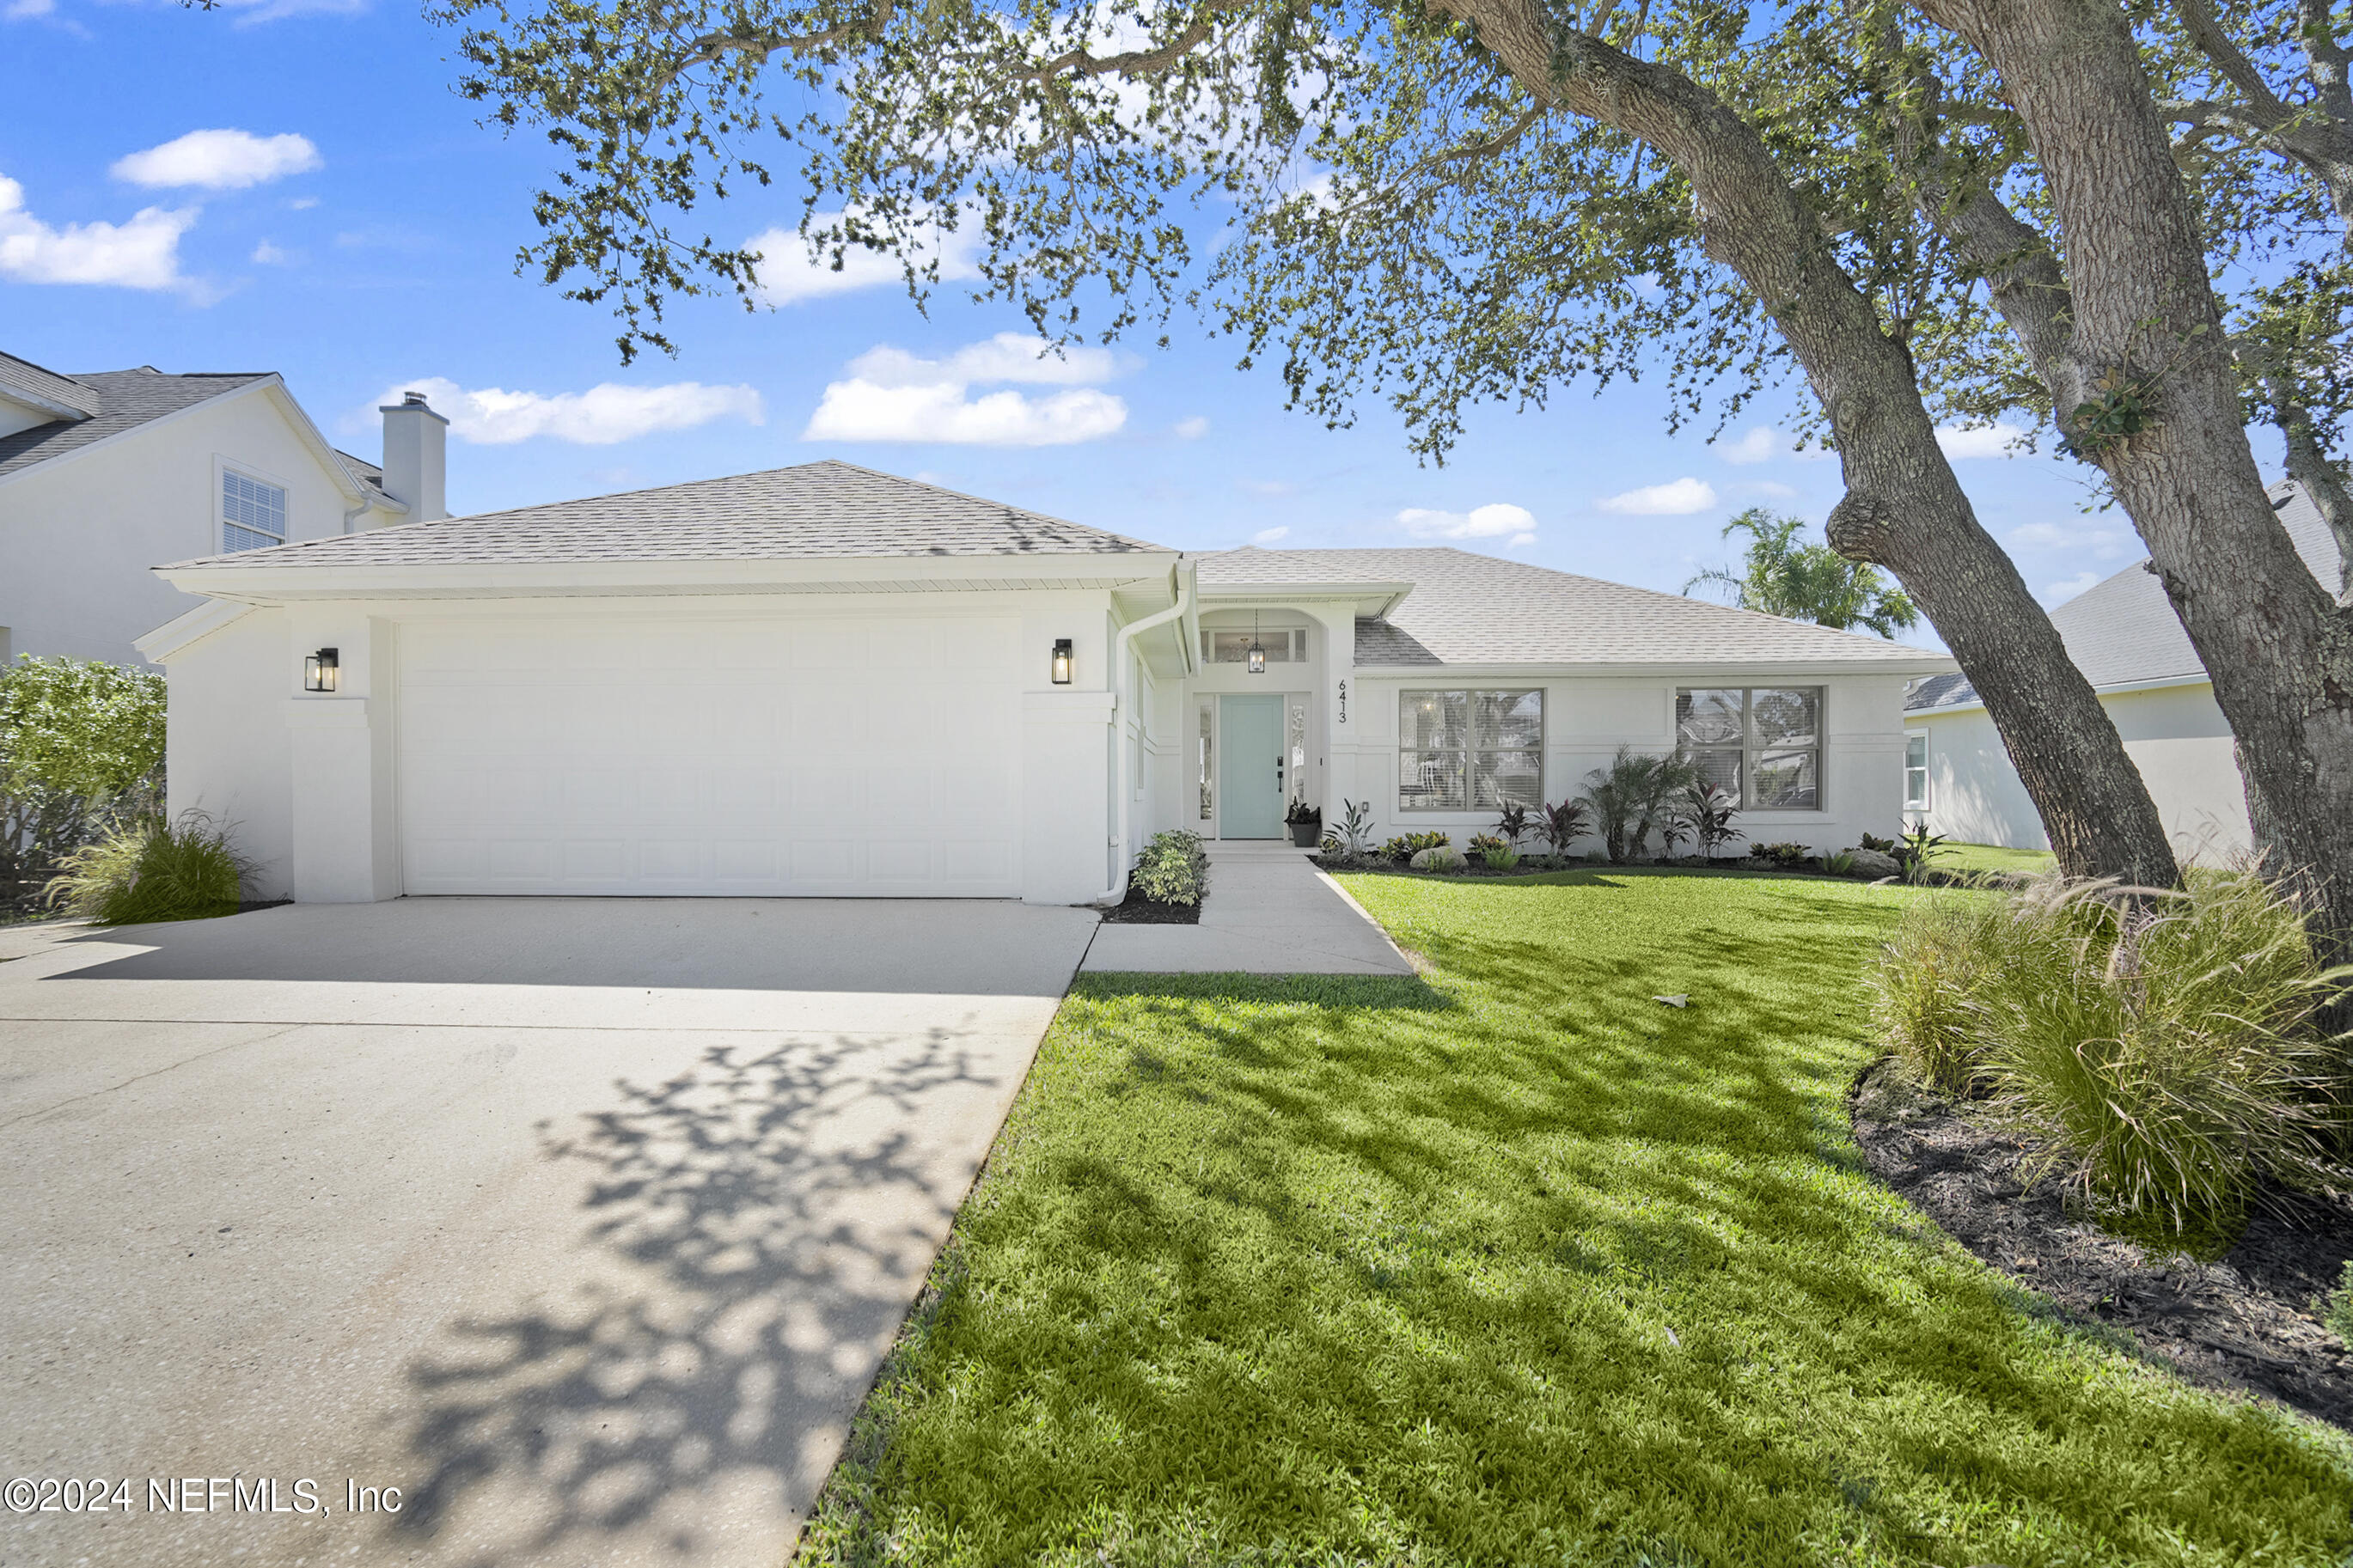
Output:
[0, 363, 276, 481]
[1198, 546, 1943, 666]
[1905, 482, 2345, 712]
[166, 460, 1168, 568]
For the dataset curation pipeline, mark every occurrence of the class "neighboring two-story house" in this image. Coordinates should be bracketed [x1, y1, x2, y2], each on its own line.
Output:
[0, 351, 447, 666]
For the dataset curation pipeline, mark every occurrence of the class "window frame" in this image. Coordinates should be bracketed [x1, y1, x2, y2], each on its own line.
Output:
[1674, 686, 1829, 813]
[1396, 686, 1546, 815]
[1201, 627, 1309, 665]
[218, 461, 289, 553]
[1904, 730, 1930, 815]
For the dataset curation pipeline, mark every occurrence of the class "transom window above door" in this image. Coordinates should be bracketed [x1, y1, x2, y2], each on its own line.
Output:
[1677, 686, 1823, 809]
[1398, 689, 1543, 812]
[1202, 628, 1307, 663]
[221, 469, 286, 552]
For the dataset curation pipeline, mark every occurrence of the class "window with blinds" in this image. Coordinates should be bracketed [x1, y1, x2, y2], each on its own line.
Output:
[222, 470, 287, 552]
[1397, 689, 1543, 812]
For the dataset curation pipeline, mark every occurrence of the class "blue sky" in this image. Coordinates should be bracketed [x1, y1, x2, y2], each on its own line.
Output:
[2, 0, 2191, 645]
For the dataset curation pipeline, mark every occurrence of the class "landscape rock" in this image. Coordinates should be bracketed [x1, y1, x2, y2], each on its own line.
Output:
[1409, 845, 1468, 871]
[1847, 848, 1902, 879]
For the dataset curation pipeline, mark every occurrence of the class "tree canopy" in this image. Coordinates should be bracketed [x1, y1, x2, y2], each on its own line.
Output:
[1686, 508, 1922, 638]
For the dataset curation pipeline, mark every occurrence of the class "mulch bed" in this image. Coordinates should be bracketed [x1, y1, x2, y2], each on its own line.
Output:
[1098, 888, 1201, 924]
[1850, 1055, 2353, 1429]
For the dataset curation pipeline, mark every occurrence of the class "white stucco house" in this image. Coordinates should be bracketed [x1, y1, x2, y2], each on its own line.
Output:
[0, 350, 441, 667]
[136, 460, 1953, 906]
[1904, 481, 2344, 861]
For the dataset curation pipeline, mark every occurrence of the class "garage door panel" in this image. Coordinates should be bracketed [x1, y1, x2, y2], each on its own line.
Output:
[400, 615, 1023, 896]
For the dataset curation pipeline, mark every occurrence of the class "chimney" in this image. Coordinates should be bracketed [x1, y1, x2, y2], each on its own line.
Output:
[379, 389, 449, 523]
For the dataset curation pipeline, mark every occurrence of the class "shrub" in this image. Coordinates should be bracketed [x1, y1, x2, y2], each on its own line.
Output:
[1466, 833, 1508, 855]
[1869, 869, 2350, 1232]
[1380, 831, 1450, 863]
[1, 656, 166, 909]
[45, 810, 248, 924]
[1332, 798, 1375, 855]
[1870, 892, 2014, 1095]
[1754, 841, 1809, 868]
[1824, 849, 1858, 876]
[1536, 798, 1592, 857]
[1900, 821, 1951, 884]
[1131, 829, 1208, 906]
[1492, 802, 1534, 848]
[2328, 1262, 2353, 1345]
[1483, 844, 1519, 869]
[1578, 747, 1700, 863]
[1676, 784, 1745, 862]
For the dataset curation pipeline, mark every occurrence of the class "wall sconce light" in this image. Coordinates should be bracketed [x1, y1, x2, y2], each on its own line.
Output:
[303, 647, 339, 693]
[1247, 611, 1267, 676]
[1049, 638, 1073, 686]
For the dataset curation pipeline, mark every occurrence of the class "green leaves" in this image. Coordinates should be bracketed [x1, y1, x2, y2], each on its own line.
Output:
[1684, 507, 1920, 638]
[0, 656, 165, 805]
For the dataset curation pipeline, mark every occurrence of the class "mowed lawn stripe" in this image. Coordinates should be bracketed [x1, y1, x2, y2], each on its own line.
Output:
[799, 869, 2352, 1566]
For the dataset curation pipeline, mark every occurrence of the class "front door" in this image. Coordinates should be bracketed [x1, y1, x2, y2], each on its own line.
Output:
[1217, 694, 1287, 839]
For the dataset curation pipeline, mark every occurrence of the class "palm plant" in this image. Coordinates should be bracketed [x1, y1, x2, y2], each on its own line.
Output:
[1578, 747, 1702, 863]
[1676, 784, 1745, 862]
[1684, 509, 1921, 639]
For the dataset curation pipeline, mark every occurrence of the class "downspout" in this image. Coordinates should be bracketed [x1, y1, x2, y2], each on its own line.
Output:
[1091, 554, 1196, 904]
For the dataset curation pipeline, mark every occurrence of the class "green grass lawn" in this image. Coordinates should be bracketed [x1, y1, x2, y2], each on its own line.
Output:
[1937, 842, 2059, 876]
[799, 869, 2350, 1566]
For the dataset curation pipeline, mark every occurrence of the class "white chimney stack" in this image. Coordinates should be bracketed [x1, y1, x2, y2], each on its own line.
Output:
[379, 389, 449, 523]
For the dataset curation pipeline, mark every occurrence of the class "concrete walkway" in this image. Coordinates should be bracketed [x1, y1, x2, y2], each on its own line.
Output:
[0, 898, 1095, 1568]
[1082, 841, 1415, 975]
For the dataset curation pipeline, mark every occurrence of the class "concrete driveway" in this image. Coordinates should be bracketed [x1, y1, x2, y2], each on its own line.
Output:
[0, 898, 1097, 1568]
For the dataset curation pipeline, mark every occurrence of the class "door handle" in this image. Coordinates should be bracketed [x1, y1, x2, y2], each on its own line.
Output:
[1277, 757, 1285, 791]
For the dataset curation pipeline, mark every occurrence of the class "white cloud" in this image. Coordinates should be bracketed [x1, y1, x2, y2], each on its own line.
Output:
[0, 174, 193, 290]
[376, 376, 765, 446]
[113, 130, 321, 192]
[746, 210, 981, 305]
[1597, 478, 1717, 516]
[1250, 526, 1289, 546]
[1175, 416, 1209, 440]
[1718, 426, 1786, 465]
[4, 0, 57, 18]
[2043, 570, 2100, 603]
[802, 333, 1129, 447]
[1396, 502, 1538, 540]
[1936, 422, 2029, 460]
[288, 196, 319, 210]
[250, 240, 290, 265]
[1507, 532, 1537, 547]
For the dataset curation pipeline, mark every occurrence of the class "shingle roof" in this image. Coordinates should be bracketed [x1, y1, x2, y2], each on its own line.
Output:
[167, 460, 1168, 568]
[0, 366, 273, 481]
[1905, 482, 2345, 711]
[0, 351, 101, 421]
[1199, 546, 1941, 666]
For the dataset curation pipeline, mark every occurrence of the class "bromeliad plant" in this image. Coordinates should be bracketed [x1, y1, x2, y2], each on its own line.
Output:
[1379, 831, 1450, 863]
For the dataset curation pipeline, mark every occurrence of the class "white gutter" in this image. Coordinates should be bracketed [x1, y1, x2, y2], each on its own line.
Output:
[1091, 555, 1197, 905]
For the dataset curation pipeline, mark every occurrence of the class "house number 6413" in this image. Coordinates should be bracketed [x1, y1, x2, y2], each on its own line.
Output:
[1337, 680, 1348, 723]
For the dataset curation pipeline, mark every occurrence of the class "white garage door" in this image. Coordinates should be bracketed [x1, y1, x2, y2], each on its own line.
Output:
[398, 613, 1024, 896]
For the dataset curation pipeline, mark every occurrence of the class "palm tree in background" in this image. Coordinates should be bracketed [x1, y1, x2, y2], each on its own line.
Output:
[1684, 509, 1921, 639]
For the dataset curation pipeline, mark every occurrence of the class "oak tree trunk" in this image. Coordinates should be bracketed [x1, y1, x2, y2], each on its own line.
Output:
[1438, 0, 2182, 883]
[1921, 0, 2353, 972]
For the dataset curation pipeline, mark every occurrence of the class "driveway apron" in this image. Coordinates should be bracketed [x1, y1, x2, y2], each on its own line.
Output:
[0, 898, 1096, 1568]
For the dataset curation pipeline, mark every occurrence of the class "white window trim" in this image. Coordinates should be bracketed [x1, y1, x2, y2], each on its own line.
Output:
[1676, 685, 1830, 813]
[1397, 687, 1546, 815]
[213, 453, 292, 554]
[1904, 729, 1931, 814]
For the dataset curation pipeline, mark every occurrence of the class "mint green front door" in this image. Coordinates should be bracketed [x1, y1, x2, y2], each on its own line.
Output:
[1218, 695, 1286, 839]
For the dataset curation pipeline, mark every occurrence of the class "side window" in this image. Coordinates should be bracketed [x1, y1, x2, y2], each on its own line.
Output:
[222, 469, 287, 552]
[1904, 732, 1929, 813]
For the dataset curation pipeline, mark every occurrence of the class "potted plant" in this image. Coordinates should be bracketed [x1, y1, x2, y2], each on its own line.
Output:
[1285, 800, 1323, 847]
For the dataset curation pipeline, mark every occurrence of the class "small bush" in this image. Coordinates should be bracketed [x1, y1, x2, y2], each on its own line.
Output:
[1871, 893, 2014, 1095]
[46, 810, 248, 924]
[1754, 841, 1808, 868]
[2327, 1262, 2353, 1345]
[1869, 869, 2351, 1232]
[1130, 829, 1208, 906]
[1824, 849, 1858, 876]
[1466, 833, 1508, 855]
[1380, 831, 1450, 863]
[1483, 845, 1519, 869]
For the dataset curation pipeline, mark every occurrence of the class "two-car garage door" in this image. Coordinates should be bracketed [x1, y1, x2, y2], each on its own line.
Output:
[398, 613, 1024, 896]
